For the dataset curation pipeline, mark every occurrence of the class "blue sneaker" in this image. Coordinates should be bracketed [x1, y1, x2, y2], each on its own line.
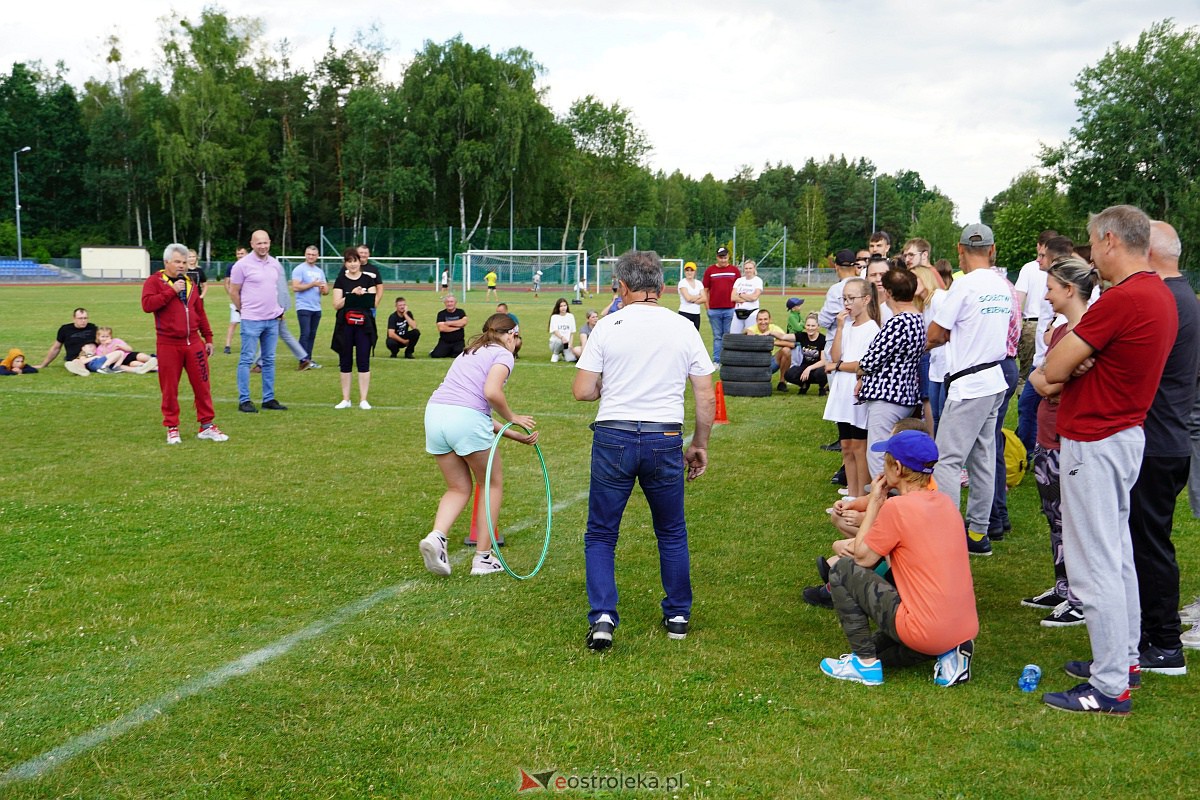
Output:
[1042, 682, 1131, 715]
[933, 640, 973, 687]
[1064, 660, 1141, 689]
[819, 653, 883, 686]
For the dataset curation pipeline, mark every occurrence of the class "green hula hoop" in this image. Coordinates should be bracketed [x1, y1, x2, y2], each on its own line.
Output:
[483, 422, 552, 580]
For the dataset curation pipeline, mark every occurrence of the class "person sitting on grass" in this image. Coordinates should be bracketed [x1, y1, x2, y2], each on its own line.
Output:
[0, 348, 38, 375]
[818, 429, 978, 687]
[95, 327, 157, 373]
[71, 343, 155, 375]
[743, 309, 791, 383]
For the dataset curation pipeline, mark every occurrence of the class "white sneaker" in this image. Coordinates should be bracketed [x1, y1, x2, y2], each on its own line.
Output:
[197, 425, 229, 442]
[470, 551, 504, 576]
[65, 361, 90, 377]
[551, 353, 560, 363]
[359, 400, 372, 410]
[1180, 596, 1200, 625]
[334, 400, 352, 409]
[166, 427, 181, 445]
[419, 532, 451, 576]
[1181, 626, 1200, 650]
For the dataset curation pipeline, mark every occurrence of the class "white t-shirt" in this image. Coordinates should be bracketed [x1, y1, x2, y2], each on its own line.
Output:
[677, 278, 704, 314]
[576, 303, 714, 423]
[925, 288, 949, 383]
[548, 312, 577, 344]
[931, 267, 1011, 401]
[733, 276, 764, 312]
[1013, 260, 1046, 319]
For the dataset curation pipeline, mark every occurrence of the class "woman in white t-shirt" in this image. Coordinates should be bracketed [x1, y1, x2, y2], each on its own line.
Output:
[823, 277, 881, 497]
[548, 298, 578, 362]
[729, 260, 764, 334]
[677, 262, 706, 329]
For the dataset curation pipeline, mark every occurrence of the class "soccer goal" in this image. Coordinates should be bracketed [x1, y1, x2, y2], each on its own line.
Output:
[278, 255, 442, 286]
[457, 250, 588, 293]
[595, 257, 684, 295]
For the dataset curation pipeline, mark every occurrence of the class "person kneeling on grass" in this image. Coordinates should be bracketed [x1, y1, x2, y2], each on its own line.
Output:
[819, 430, 979, 687]
[419, 313, 537, 577]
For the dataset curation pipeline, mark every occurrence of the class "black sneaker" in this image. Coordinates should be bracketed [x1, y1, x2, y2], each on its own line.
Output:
[261, 399, 288, 411]
[663, 615, 689, 640]
[1064, 659, 1141, 689]
[1043, 682, 1131, 715]
[830, 466, 847, 486]
[815, 555, 831, 584]
[802, 584, 834, 609]
[238, 400, 258, 413]
[1139, 645, 1187, 676]
[966, 531, 993, 557]
[1041, 601, 1085, 627]
[821, 440, 843, 453]
[1021, 587, 1065, 609]
[586, 613, 615, 651]
[987, 525, 1010, 542]
[776, 382, 788, 392]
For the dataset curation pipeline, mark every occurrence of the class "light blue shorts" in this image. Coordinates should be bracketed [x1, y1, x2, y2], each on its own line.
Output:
[425, 402, 495, 456]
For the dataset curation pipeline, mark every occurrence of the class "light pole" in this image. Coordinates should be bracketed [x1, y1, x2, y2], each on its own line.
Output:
[13, 146, 31, 261]
[509, 167, 515, 250]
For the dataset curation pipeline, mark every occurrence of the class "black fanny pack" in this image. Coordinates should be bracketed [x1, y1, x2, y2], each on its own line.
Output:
[734, 308, 754, 320]
[944, 360, 1001, 390]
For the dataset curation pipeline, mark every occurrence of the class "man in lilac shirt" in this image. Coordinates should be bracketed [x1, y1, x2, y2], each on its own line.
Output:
[228, 230, 288, 412]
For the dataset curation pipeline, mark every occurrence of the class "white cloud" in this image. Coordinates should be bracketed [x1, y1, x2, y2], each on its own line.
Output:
[9, 0, 1200, 222]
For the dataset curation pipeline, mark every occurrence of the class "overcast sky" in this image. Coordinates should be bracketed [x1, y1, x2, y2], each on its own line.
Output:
[9, 1, 1199, 223]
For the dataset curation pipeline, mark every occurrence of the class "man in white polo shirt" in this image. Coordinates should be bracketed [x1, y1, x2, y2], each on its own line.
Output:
[926, 223, 1013, 556]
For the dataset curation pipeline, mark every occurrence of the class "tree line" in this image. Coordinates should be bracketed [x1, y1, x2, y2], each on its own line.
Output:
[0, 11, 1194, 273]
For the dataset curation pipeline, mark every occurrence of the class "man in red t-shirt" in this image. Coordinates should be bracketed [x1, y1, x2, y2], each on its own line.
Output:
[1038, 205, 1176, 715]
[701, 246, 738, 363]
[818, 430, 979, 687]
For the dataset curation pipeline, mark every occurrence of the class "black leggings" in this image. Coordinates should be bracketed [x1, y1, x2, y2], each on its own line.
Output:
[339, 326, 372, 373]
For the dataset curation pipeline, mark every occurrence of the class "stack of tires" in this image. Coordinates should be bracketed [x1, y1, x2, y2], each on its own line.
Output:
[719, 333, 774, 397]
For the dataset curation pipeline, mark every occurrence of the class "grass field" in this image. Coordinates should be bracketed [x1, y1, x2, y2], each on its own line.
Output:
[1, 282, 1198, 799]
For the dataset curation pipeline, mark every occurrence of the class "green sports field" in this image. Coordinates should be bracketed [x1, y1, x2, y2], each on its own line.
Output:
[1, 283, 1198, 799]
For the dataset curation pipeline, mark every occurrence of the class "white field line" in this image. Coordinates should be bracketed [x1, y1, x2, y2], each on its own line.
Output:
[1, 487, 589, 786]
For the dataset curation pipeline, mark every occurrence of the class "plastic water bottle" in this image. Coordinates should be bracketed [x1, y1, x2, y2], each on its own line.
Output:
[1018, 664, 1042, 692]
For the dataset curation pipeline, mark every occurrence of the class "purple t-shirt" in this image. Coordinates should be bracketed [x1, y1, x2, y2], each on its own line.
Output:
[230, 255, 285, 321]
[428, 344, 515, 415]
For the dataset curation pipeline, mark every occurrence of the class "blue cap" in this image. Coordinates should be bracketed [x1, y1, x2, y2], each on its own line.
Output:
[786, 297, 804, 310]
[870, 430, 938, 474]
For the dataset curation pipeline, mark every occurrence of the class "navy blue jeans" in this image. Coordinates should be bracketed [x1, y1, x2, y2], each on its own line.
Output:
[296, 309, 321, 361]
[584, 425, 692, 627]
[1015, 377, 1040, 454]
[988, 357, 1019, 533]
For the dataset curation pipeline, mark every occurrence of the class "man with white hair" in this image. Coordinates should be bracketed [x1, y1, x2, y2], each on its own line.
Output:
[142, 243, 227, 444]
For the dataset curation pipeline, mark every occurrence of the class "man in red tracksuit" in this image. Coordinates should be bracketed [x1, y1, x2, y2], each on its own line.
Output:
[142, 243, 229, 445]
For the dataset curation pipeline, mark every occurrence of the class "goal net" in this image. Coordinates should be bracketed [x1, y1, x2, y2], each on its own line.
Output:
[277, 256, 442, 286]
[457, 250, 588, 292]
[595, 257, 684, 294]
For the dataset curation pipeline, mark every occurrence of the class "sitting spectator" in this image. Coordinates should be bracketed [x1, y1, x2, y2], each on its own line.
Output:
[548, 298, 578, 362]
[71, 343, 156, 375]
[783, 312, 827, 396]
[578, 309, 599, 352]
[430, 295, 468, 358]
[818, 429, 978, 687]
[95, 327, 157, 373]
[385, 297, 421, 359]
[35, 307, 97, 374]
[0, 348, 37, 375]
[743, 309, 790, 381]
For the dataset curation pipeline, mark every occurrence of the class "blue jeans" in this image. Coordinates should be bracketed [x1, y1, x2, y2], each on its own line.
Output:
[296, 309, 321, 361]
[238, 317, 278, 403]
[584, 426, 692, 627]
[928, 380, 947, 433]
[1016, 377, 1039, 454]
[989, 357, 1019, 533]
[707, 308, 733, 362]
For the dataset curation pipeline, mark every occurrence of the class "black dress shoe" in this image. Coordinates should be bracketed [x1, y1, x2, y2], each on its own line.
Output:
[820, 440, 842, 452]
[239, 401, 258, 413]
[261, 399, 288, 411]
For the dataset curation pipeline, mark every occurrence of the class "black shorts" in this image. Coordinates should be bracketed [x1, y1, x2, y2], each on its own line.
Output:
[837, 422, 868, 441]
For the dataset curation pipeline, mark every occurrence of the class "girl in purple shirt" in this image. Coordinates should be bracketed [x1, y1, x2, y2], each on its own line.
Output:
[420, 313, 538, 577]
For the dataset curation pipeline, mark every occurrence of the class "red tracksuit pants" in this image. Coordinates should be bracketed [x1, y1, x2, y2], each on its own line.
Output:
[156, 340, 215, 428]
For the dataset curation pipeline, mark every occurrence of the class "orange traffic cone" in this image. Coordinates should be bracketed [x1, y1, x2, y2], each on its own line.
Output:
[466, 483, 504, 546]
[714, 380, 729, 424]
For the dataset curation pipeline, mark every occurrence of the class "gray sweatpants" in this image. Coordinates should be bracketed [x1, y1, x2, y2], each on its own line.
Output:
[866, 400, 918, 480]
[1060, 430, 1143, 698]
[933, 390, 1004, 533]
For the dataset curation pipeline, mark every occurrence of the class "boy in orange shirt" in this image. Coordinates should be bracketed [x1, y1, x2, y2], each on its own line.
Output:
[819, 430, 979, 686]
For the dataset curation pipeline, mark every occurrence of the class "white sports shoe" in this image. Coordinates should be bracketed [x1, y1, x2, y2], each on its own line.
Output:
[359, 400, 372, 410]
[334, 400, 352, 409]
[551, 353, 560, 363]
[166, 427, 181, 445]
[1179, 596, 1200, 625]
[197, 425, 229, 442]
[470, 551, 504, 576]
[65, 361, 90, 377]
[419, 532, 451, 576]
[1181, 625, 1200, 650]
